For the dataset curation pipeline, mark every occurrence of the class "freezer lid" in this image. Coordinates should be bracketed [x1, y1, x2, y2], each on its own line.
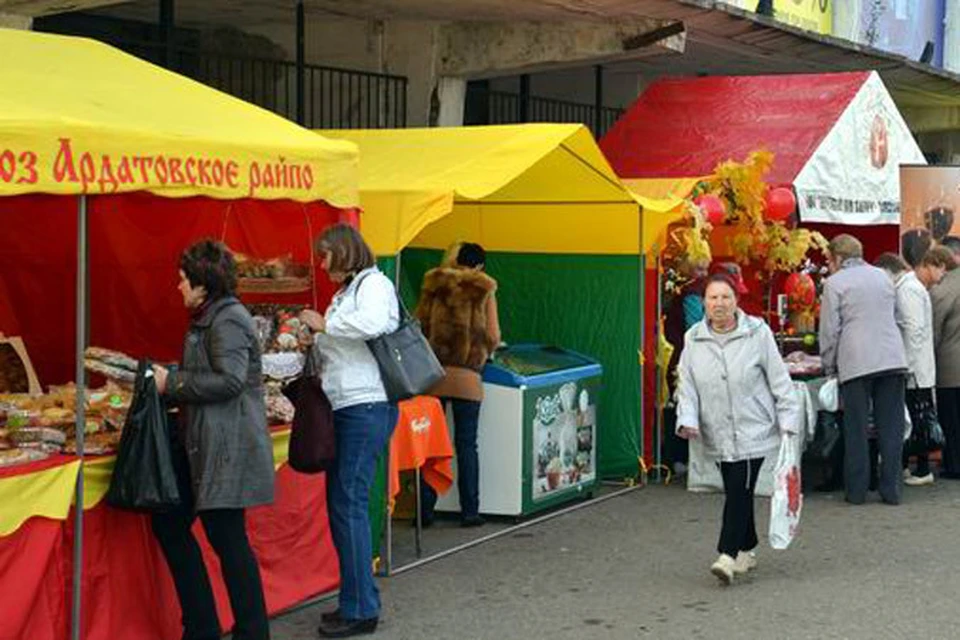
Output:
[483, 344, 602, 387]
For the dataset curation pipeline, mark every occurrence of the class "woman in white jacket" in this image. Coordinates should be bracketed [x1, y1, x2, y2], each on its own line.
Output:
[875, 252, 938, 486]
[677, 273, 800, 585]
[300, 224, 400, 638]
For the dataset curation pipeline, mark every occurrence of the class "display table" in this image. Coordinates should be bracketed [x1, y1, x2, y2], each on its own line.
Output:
[389, 396, 453, 504]
[0, 429, 337, 640]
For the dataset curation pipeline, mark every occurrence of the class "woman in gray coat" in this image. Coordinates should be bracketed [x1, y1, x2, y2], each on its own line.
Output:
[152, 240, 274, 640]
[677, 273, 800, 585]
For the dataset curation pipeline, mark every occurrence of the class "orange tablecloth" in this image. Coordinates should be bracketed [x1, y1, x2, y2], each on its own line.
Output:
[389, 397, 454, 504]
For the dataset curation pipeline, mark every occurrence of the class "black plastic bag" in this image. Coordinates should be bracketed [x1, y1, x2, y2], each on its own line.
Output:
[906, 392, 945, 457]
[106, 360, 181, 511]
[806, 411, 841, 462]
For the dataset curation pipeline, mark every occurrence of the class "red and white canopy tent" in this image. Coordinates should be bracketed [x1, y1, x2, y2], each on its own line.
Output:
[602, 70, 926, 255]
[600, 70, 926, 470]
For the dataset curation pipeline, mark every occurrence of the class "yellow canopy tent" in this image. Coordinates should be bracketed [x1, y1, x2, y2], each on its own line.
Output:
[623, 177, 703, 257]
[323, 124, 639, 256]
[323, 124, 645, 480]
[0, 27, 357, 204]
[0, 29, 362, 636]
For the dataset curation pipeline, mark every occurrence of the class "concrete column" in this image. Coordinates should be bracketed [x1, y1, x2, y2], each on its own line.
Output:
[436, 77, 466, 127]
[0, 13, 32, 29]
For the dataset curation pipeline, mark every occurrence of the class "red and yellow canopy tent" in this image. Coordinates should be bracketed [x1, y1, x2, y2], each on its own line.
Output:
[600, 70, 926, 466]
[0, 27, 358, 640]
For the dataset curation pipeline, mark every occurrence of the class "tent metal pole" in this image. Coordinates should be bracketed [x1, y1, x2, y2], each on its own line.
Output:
[654, 250, 663, 483]
[70, 195, 88, 640]
[381, 251, 402, 577]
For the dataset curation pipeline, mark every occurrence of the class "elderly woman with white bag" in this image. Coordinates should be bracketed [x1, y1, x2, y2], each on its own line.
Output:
[677, 273, 801, 585]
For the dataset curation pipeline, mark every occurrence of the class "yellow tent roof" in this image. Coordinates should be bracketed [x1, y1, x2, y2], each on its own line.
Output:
[321, 124, 639, 255]
[623, 177, 705, 257]
[0, 28, 357, 206]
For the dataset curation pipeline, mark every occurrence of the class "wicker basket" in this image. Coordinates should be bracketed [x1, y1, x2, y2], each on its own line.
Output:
[237, 276, 312, 294]
[237, 263, 312, 295]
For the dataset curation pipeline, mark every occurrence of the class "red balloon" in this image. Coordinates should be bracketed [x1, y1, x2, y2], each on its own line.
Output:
[695, 194, 727, 226]
[784, 272, 816, 307]
[765, 187, 797, 223]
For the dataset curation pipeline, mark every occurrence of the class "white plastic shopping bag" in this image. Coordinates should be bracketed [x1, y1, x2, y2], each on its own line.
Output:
[818, 377, 839, 412]
[769, 436, 802, 550]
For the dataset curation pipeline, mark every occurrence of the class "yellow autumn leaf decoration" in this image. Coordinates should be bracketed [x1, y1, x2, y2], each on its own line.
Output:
[703, 150, 827, 274]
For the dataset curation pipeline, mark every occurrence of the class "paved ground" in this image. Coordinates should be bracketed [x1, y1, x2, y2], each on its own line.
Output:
[270, 479, 960, 640]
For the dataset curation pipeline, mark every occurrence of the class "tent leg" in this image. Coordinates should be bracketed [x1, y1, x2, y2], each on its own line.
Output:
[70, 195, 88, 640]
[382, 251, 403, 577]
[653, 253, 663, 484]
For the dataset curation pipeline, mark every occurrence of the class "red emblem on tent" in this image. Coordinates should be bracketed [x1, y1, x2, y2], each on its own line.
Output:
[870, 114, 889, 169]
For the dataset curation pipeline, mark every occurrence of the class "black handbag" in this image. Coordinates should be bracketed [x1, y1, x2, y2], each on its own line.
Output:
[282, 349, 336, 474]
[366, 289, 444, 403]
[906, 388, 945, 456]
[806, 411, 842, 462]
[106, 360, 181, 511]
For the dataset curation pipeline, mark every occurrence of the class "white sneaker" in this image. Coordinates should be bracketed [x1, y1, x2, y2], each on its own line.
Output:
[734, 551, 757, 574]
[903, 468, 914, 481]
[711, 554, 736, 585]
[905, 473, 935, 486]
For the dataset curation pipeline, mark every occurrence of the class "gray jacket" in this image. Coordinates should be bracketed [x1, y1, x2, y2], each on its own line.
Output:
[819, 259, 907, 384]
[893, 271, 936, 389]
[168, 297, 275, 511]
[676, 312, 800, 462]
[931, 269, 960, 388]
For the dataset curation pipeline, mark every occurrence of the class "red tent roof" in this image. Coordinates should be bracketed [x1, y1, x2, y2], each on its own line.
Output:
[600, 72, 870, 185]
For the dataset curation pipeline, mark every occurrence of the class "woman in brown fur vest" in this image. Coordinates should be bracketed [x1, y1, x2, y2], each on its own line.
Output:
[416, 243, 501, 527]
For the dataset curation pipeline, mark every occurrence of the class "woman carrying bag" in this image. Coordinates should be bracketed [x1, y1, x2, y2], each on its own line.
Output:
[151, 240, 275, 640]
[298, 224, 399, 638]
[676, 273, 800, 585]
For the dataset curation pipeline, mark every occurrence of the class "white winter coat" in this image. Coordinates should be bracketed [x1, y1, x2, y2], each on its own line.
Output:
[893, 271, 936, 389]
[676, 312, 800, 462]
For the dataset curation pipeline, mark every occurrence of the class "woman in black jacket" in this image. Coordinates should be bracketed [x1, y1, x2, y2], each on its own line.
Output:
[152, 240, 275, 640]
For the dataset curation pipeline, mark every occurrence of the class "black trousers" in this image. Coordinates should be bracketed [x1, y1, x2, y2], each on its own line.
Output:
[718, 458, 764, 557]
[903, 388, 933, 476]
[840, 373, 905, 505]
[936, 388, 960, 476]
[151, 441, 270, 640]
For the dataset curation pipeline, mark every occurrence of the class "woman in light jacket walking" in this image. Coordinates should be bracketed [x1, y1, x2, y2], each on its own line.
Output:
[299, 224, 400, 638]
[874, 252, 938, 486]
[677, 273, 800, 585]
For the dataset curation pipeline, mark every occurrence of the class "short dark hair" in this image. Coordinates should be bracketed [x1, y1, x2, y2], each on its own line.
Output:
[315, 224, 375, 275]
[456, 243, 486, 269]
[874, 252, 909, 275]
[180, 240, 237, 301]
[703, 272, 739, 299]
[922, 246, 957, 271]
[941, 236, 960, 256]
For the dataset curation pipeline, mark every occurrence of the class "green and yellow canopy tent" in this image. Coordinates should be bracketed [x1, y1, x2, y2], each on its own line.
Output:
[320, 124, 684, 548]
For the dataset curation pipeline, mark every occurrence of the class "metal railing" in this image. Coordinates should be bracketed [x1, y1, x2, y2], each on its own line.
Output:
[469, 90, 624, 138]
[176, 51, 408, 129]
[44, 31, 408, 129]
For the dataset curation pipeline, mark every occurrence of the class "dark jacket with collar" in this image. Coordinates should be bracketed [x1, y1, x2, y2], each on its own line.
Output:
[167, 296, 274, 511]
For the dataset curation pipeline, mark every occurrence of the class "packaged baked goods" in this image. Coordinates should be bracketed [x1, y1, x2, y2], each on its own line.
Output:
[0, 448, 49, 467]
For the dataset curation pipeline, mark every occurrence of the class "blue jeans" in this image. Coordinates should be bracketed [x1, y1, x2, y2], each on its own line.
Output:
[422, 399, 482, 520]
[326, 402, 397, 620]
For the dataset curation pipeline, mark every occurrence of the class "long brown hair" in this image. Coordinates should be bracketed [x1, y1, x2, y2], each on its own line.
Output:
[314, 224, 375, 277]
